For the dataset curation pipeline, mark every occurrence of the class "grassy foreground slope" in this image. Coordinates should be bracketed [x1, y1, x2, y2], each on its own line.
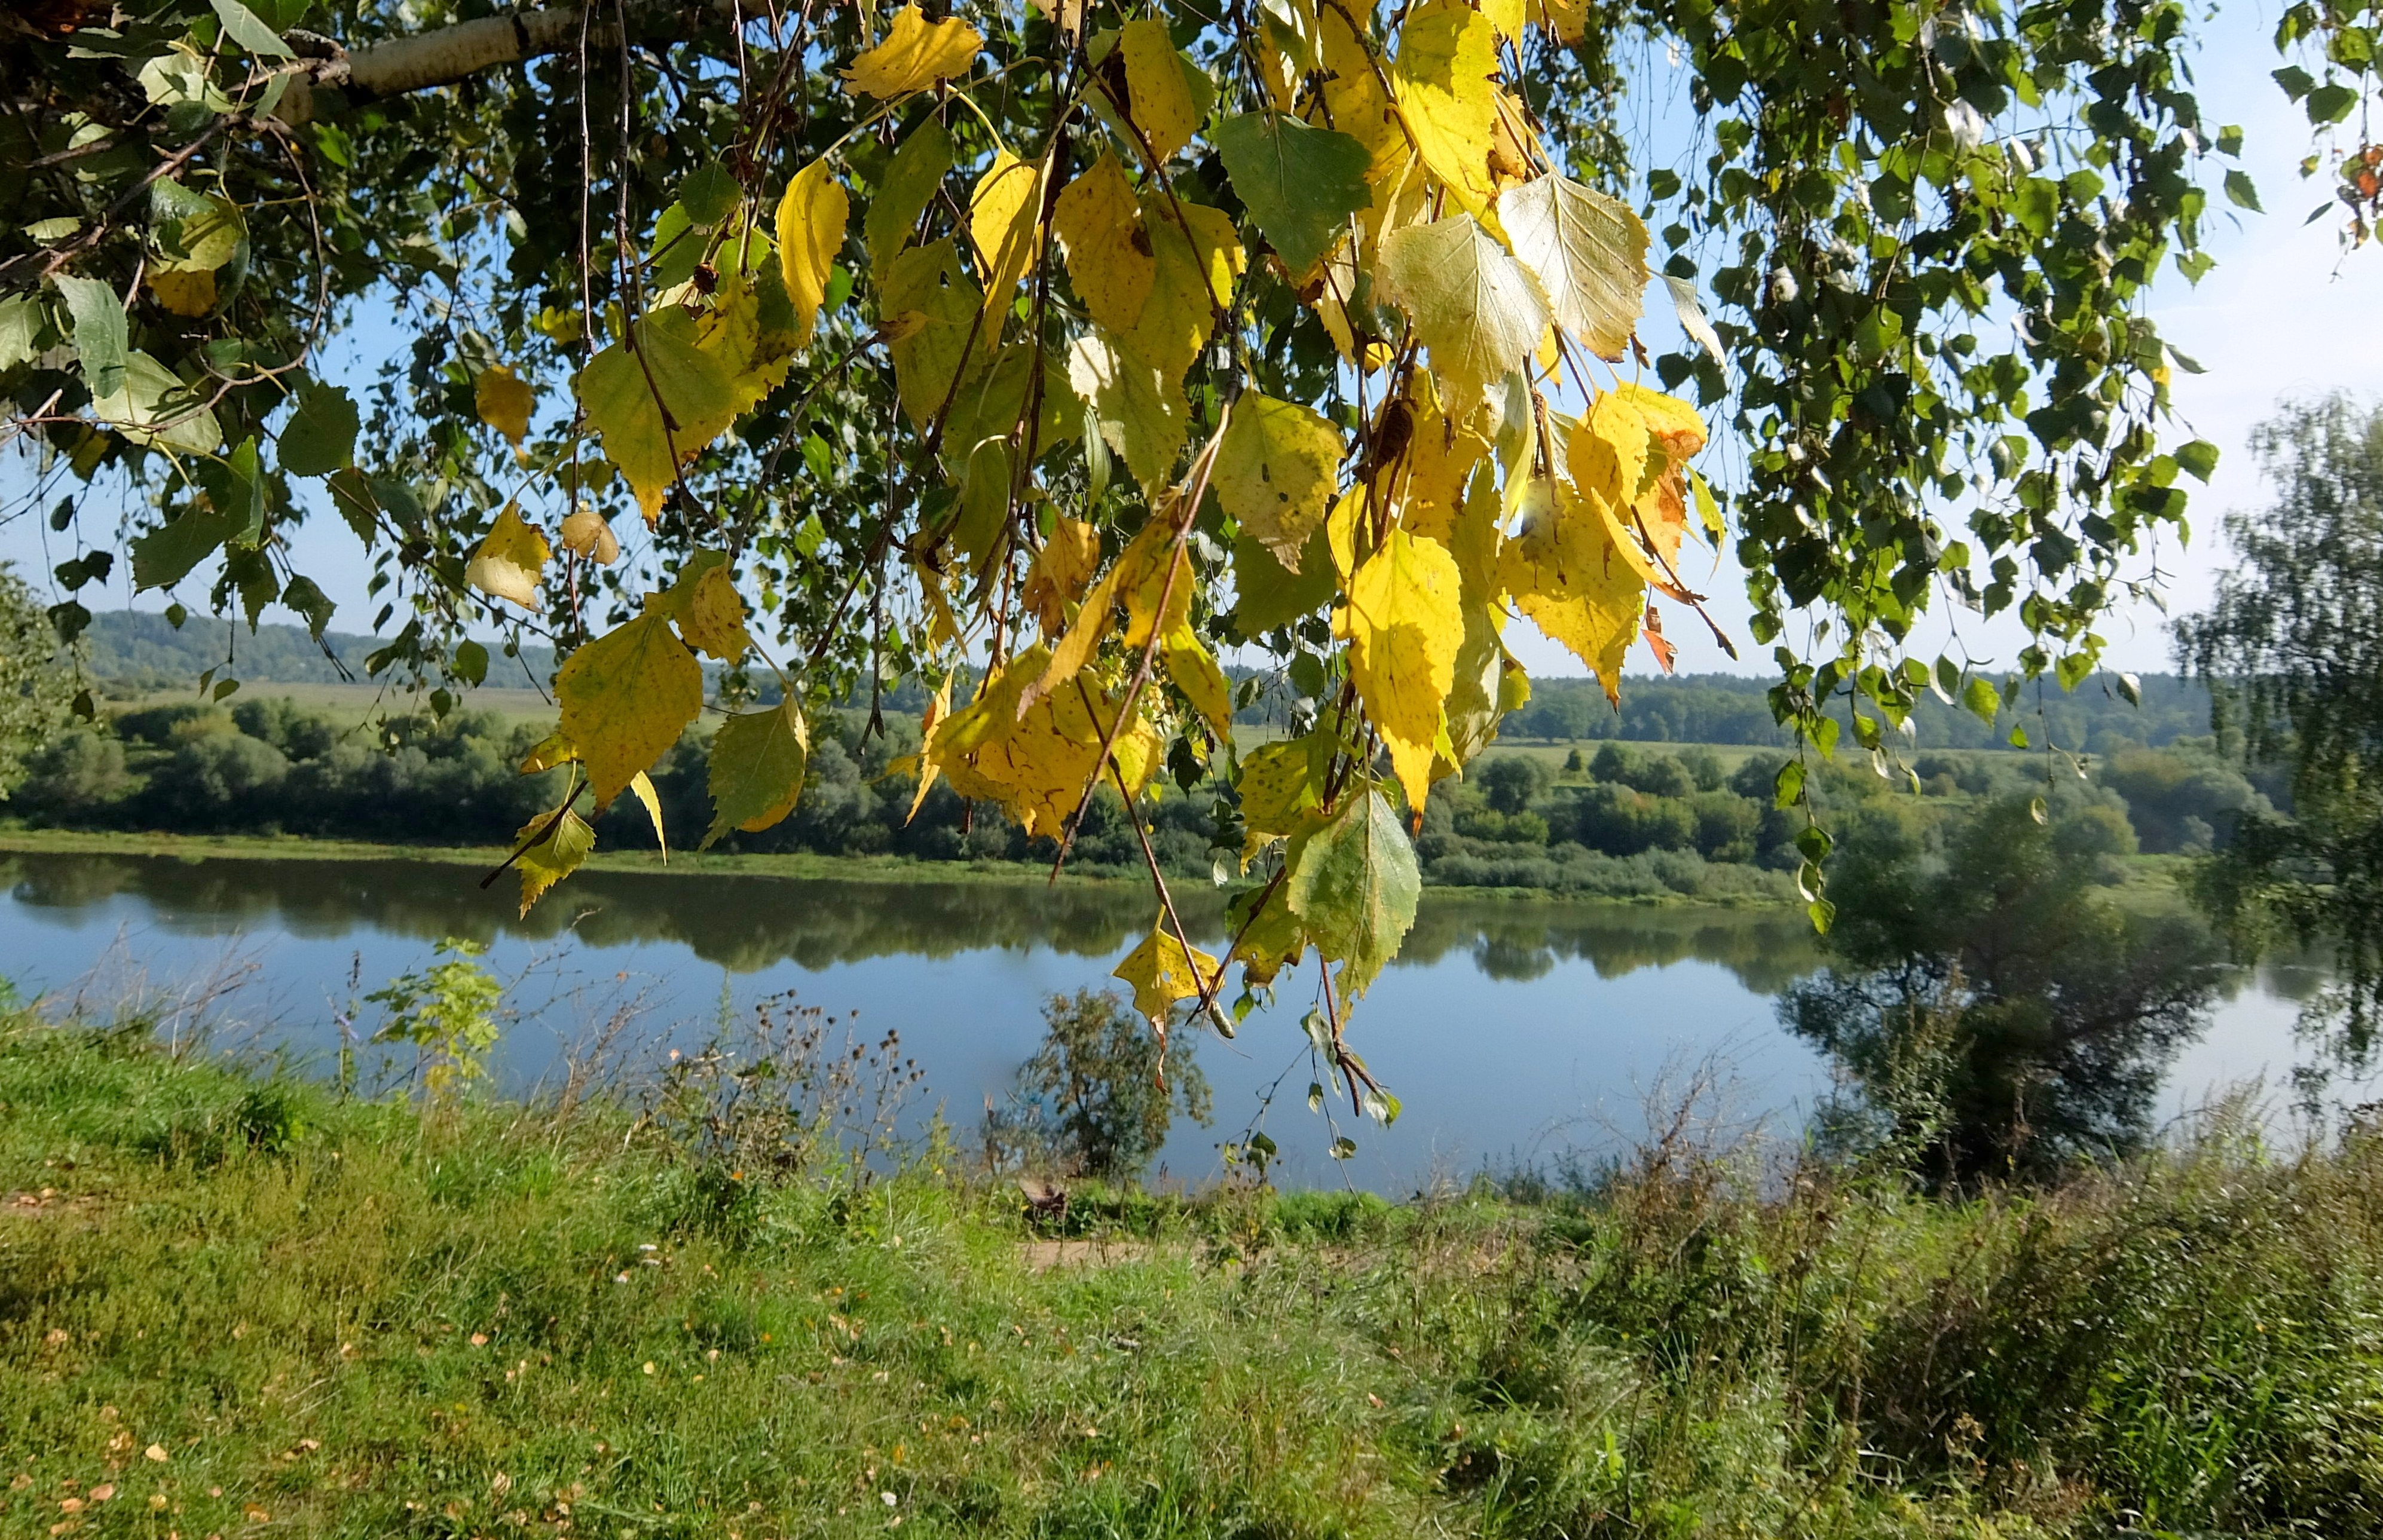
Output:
[5, 1017, 2382, 1538]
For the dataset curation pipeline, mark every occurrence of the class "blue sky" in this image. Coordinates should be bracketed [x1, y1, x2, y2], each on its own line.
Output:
[7, 0, 2378, 685]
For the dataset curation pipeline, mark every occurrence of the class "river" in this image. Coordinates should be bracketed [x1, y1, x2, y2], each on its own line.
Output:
[0, 849, 2328, 1190]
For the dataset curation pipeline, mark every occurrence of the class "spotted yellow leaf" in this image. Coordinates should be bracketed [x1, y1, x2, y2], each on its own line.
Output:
[1213, 392, 1342, 574]
[1052, 153, 1156, 339]
[556, 608, 705, 809]
[1023, 516, 1103, 634]
[1112, 916, 1222, 1027]
[1118, 18, 1204, 164]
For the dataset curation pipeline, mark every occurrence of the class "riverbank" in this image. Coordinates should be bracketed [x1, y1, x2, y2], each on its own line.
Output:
[5, 1013, 2379, 1538]
[0, 825, 1814, 908]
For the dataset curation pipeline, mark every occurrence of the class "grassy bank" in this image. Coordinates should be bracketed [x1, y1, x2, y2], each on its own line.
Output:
[6, 1015, 2381, 1538]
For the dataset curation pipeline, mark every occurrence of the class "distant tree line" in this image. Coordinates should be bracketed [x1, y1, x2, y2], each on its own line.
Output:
[9, 691, 2280, 908]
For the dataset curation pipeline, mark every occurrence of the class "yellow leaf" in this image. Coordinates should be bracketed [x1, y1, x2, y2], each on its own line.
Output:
[1326, 481, 1372, 586]
[704, 698, 810, 846]
[904, 676, 953, 823]
[1374, 212, 1550, 417]
[1532, 0, 1588, 42]
[1391, 0, 1501, 219]
[883, 238, 983, 430]
[556, 609, 705, 809]
[1346, 528, 1463, 813]
[1052, 153, 1157, 339]
[1112, 916, 1222, 1027]
[1613, 380, 1708, 458]
[1315, 2, 1405, 179]
[1226, 878, 1308, 987]
[475, 365, 535, 446]
[1387, 378, 1489, 534]
[1572, 393, 1650, 509]
[1213, 392, 1343, 573]
[1067, 330, 1186, 496]
[1238, 732, 1329, 865]
[1029, 516, 1177, 711]
[1024, 516, 1103, 635]
[929, 644, 1161, 840]
[1114, 194, 1242, 385]
[578, 308, 741, 522]
[969, 150, 1042, 345]
[1500, 478, 1644, 705]
[776, 156, 849, 348]
[515, 807, 595, 917]
[674, 559, 751, 661]
[465, 503, 550, 610]
[1118, 17, 1203, 164]
[842, 4, 983, 98]
[628, 769, 669, 858]
[1163, 622, 1234, 737]
[559, 507, 621, 564]
[1477, 0, 1526, 39]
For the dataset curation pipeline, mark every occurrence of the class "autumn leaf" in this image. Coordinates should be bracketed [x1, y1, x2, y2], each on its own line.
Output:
[867, 120, 952, 280]
[1314, 1, 1404, 178]
[465, 503, 550, 609]
[1118, 17, 1204, 164]
[1501, 173, 1647, 362]
[842, 4, 983, 98]
[1286, 788, 1421, 997]
[968, 150, 1042, 342]
[1164, 621, 1235, 737]
[1375, 213, 1550, 415]
[1237, 731, 1330, 865]
[1226, 878, 1308, 987]
[556, 608, 705, 809]
[1213, 391, 1343, 572]
[1023, 516, 1102, 634]
[579, 308, 741, 522]
[1500, 477, 1645, 704]
[660, 553, 751, 660]
[559, 507, 621, 564]
[929, 645, 1163, 839]
[474, 364, 534, 446]
[516, 807, 596, 917]
[1212, 112, 1372, 274]
[703, 699, 809, 847]
[1113, 194, 1241, 385]
[1346, 529, 1463, 813]
[1391, 0, 1501, 219]
[776, 156, 849, 347]
[627, 769, 669, 857]
[1113, 916, 1221, 1027]
[1053, 152, 1157, 339]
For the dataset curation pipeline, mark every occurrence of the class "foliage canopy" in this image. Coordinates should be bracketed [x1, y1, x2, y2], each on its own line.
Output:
[1, 0, 2256, 1082]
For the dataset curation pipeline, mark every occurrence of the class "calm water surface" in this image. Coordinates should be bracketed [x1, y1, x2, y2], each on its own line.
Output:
[0, 850, 2329, 1189]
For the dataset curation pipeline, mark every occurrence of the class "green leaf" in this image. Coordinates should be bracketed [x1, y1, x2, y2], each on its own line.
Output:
[677, 162, 740, 226]
[516, 809, 596, 917]
[866, 119, 955, 280]
[2306, 82, 2359, 125]
[0, 294, 48, 371]
[209, 0, 293, 57]
[452, 638, 489, 685]
[1212, 112, 1371, 274]
[703, 699, 810, 848]
[53, 275, 127, 401]
[93, 351, 222, 453]
[1231, 528, 1335, 641]
[1286, 788, 1421, 997]
[130, 501, 246, 589]
[1501, 173, 1648, 363]
[2175, 438, 2219, 483]
[1962, 674, 2001, 724]
[278, 380, 359, 476]
[578, 308, 741, 521]
[2223, 169, 2262, 213]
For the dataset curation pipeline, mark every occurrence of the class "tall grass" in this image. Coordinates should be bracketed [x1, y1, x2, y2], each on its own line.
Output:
[4, 1013, 2379, 1537]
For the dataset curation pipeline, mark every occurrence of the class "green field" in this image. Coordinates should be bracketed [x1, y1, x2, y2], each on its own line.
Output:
[5, 1014, 2382, 1538]
[111, 679, 559, 727]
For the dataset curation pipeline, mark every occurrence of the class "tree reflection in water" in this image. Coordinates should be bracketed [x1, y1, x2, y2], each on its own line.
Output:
[2, 852, 1819, 993]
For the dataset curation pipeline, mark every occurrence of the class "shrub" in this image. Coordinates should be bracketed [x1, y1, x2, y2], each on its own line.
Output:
[984, 989, 1212, 1181]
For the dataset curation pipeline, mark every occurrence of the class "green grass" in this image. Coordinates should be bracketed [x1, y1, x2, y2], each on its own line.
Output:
[109, 679, 561, 725]
[6, 1013, 2383, 1538]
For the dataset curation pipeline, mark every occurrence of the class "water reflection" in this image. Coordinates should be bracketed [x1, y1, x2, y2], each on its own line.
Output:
[0, 852, 1820, 990]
